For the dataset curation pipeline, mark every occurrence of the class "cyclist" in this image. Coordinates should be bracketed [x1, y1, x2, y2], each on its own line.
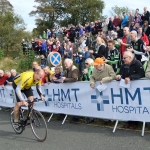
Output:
[12, 69, 45, 124]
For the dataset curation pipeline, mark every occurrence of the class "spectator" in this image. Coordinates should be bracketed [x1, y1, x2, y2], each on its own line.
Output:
[32, 61, 40, 72]
[61, 59, 80, 123]
[79, 37, 86, 53]
[41, 39, 47, 57]
[11, 69, 17, 79]
[116, 26, 123, 38]
[40, 54, 47, 69]
[85, 22, 92, 33]
[89, 37, 108, 59]
[105, 40, 120, 74]
[142, 20, 150, 37]
[102, 18, 108, 33]
[52, 66, 64, 83]
[0, 70, 7, 88]
[111, 32, 120, 49]
[127, 30, 148, 65]
[120, 27, 131, 57]
[42, 31, 47, 39]
[116, 51, 145, 129]
[90, 58, 116, 89]
[69, 25, 76, 43]
[64, 45, 73, 59]
[85, 33, 92, 49]
[47, 29, 51, 39]
[134, 13, 141, 24]
[108, 17, 113, 36]
[43, 66, 54, 84]
[62, 58, 80, 83]
[128, 11, 134, 27]
[82, 46, 91, 61]
[21, 39, 27, 55]
[113, 14, 121, 30]
[82, 58, 94, 81]
[121, 12, 129, 28]
[4, 70, 13, 86]
[137, 27, 149, 46]
[141, 7, 150, 24]
[97, 18, 103, 33]
[52, 45, 58, 52]
[129, 22, 135, 31]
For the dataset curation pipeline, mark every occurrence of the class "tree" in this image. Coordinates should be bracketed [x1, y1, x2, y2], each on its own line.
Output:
[30, 0, 105, 35]
[29, 0, 66, 33]
[0, 0, 29, 56]
[110, 5, 130, 18]
[61, 0, 105, 26]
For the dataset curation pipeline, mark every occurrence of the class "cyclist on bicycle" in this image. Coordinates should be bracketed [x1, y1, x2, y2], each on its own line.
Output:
[12, 69, 45, 124]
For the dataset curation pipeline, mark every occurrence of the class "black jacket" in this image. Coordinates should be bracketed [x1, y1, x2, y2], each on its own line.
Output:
[93, 44, 108, 59]
[119, 58, 145, 80]
[41, 58, 47, 68]
[141, 11, 150, 23]
[108, 21, 113, 31]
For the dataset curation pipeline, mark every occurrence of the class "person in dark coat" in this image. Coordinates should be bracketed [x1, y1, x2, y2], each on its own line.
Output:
[116, 51, 145, 129]
[40, 54, 47, 69]
[89, 37, 108, 59]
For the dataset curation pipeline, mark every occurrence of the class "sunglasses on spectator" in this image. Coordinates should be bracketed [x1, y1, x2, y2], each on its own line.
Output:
[85, 63, 89, 65]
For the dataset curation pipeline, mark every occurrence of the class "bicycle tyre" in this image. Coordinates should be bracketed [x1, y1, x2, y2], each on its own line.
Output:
[10, 107, 24, 134]
[30, 110, 47, 142]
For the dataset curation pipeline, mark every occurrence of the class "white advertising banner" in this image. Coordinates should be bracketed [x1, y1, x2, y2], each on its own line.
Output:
[1, 80, 150, 122]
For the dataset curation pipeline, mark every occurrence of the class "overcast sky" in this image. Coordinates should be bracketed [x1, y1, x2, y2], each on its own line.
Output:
[10, 0, 149, 31]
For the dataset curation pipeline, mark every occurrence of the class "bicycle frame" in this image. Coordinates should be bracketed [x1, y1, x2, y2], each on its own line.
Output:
[20, 102, 34, 128]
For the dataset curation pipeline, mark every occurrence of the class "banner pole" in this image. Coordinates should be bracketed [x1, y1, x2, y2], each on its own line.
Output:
[62, 115, 68, 125]
[47, 113, 54, 122]
[113, 120, 119, 133]
[141, 122, 146, 137]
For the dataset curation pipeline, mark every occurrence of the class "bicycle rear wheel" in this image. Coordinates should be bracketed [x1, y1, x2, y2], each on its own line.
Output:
[10, 107, 24, 134]
[30, 110, 47, 142]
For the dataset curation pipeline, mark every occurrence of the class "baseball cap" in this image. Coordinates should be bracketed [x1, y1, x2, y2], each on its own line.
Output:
[93, 58, 104, 66]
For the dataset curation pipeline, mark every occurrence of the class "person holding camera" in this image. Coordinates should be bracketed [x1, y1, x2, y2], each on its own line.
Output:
[127, 31, 148, 66]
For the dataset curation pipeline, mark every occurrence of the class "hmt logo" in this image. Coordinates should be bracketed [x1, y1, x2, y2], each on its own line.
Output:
[91, 90, 109, 111]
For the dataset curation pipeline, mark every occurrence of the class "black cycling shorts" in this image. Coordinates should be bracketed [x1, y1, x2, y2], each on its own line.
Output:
[12, 83, 33, 102]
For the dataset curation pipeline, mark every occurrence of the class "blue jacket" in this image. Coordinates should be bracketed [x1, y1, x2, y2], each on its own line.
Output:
[41, 41, 47, 51]
[82, 51, 91, 60]
[121, 15, 129, 27]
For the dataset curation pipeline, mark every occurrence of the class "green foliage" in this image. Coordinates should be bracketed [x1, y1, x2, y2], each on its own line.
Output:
[62, 0, 105, 26]
[110, 5, 129, 18]
[0, 49, 4, 60]
[30, 0, 105, 35]
[0, 0, 32, 56]
[18, 49, 35, 72]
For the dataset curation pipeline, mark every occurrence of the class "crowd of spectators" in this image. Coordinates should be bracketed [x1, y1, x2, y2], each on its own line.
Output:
[1, 7, 150, 127]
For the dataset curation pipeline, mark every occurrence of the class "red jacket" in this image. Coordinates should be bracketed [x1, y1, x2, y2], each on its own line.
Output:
[141, 33, 149, 46]
[0, 74, 7, 85]
[113, 18, 121, 27]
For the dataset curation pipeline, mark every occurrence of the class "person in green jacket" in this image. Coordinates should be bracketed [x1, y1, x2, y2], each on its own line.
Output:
[82, 58, 94, 124]
[43, 31, 47, 39]
[82, 58, 94, 81]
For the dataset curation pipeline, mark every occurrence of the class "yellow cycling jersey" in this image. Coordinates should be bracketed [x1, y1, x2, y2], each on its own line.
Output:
[14, 72, 41, 90]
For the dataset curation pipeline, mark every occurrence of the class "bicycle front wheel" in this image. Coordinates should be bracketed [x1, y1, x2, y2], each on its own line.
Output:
[30, 110, 47, 142]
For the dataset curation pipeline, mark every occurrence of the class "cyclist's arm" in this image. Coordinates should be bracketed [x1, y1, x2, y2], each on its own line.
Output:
[36, 84, 43, 97]
[15, 81, 24, 101]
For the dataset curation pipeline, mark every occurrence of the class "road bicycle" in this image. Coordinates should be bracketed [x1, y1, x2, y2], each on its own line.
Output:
[10, 98, 47, 142]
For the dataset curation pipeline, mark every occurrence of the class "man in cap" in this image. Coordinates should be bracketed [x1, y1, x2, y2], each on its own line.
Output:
[90, 58, 116, 88]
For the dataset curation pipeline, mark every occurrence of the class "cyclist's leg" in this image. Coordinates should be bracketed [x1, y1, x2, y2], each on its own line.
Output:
[13, 94, 22, 122]
[23, 88, 34, 104]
